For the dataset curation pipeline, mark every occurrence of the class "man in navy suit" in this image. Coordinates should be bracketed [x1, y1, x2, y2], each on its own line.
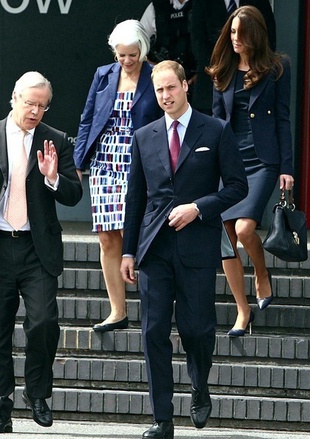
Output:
[0, 71, 82, 433]
[120, 60, 248, 439]
[191, 0, 276, 114]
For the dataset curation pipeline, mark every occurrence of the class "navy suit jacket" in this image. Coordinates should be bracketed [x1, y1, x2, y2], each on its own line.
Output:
[212, 58, 294, 175]
[122, 109, 248, 267]
[74, 61, 162, 170]
[0, 118, 83, 277]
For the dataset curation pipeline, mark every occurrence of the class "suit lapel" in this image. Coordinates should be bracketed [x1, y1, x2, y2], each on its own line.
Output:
[249, 73, 270, 109]
[27, 123, 47, 175]
[152, 118, 172, 176]
[132, 62, 151, 107]
[151, 112, 207, 175]
[176, 111, 204, 172]
[223, 71, 270, 114]
[0, 118, 8, 178]
[0, 119, 9, 198]
[108, 63, 121, 103]
[222, 73, 236, 119]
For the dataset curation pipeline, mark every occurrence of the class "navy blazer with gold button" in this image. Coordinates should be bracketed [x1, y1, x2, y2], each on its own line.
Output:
[212, 57, 293, 176]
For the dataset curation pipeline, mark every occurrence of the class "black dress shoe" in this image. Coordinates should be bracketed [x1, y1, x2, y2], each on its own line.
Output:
[0, 416, 12, 433]
[93, 316, 128, 332]
[142, 421, 174, 438]
[190, 386, 212, 429]
[22, 390, 53, 427]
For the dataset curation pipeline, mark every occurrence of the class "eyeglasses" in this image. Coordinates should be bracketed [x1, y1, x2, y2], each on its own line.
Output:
[19, 94, 50, 112]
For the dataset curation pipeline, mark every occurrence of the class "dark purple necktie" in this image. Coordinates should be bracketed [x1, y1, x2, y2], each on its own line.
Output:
[169, 120, 180, 173]
[227, 0, 237, 15]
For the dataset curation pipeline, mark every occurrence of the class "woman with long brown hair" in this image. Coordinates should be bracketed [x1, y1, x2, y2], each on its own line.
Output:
[207, 6, 294, 336]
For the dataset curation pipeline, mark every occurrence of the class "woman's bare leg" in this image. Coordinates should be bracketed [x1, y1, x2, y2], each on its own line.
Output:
[235, 219, 272, 300]
[98, 229, 126, 324]
[223, 220, 252, 330]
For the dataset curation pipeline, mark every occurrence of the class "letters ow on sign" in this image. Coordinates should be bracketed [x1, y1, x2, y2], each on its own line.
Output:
[1, 0, 73, 14]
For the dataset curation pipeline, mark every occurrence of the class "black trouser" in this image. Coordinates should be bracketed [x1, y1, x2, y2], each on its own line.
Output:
[139, 226, 216, 421]
[0, 233, 59, 408]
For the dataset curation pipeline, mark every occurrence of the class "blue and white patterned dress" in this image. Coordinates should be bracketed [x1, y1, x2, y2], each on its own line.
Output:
[89, 91, 134, 232]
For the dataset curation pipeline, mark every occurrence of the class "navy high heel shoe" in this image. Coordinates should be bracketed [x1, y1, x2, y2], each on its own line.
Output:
[257, 270, 274, 310]
[227, 310, 255, 337]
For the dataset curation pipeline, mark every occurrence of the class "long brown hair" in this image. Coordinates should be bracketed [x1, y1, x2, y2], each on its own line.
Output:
[206, 6, 284, 91]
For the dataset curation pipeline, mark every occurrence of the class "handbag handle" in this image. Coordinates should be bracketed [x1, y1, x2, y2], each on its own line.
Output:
[279, 189, 295, 211]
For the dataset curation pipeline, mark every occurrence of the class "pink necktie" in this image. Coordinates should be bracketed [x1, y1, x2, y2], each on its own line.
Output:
[169, 120, 180, 173]
[5, 131, 28, 230]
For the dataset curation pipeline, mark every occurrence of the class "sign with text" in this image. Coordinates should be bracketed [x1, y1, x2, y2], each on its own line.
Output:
[0, 0, 73, 14]
[0, 0, 149, 145]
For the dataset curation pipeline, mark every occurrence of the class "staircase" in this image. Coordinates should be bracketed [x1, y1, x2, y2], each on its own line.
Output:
[12, 223, 310, 432]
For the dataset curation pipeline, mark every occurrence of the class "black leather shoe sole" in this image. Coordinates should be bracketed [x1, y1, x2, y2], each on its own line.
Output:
[0, 418, 13, 433]
[22, 390, 53, 427]
[142, 421, 174, 438]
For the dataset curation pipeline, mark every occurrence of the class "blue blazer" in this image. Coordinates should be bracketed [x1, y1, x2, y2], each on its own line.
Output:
[122, 110, 248, 267]
[74, 61, 162, 170]
[212, 57, 294, 176]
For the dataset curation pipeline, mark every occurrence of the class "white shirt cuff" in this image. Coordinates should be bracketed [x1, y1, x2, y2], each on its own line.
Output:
[45, 174, 59, 191]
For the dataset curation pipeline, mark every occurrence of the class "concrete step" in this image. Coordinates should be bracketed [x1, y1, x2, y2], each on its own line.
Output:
[12, 354, 310, 393]
[57, 268, 310, 302]
[12, 324, 310, 362]
[15, 295, 310, 332]
[61, 224, 310, 270]
[10, 385, 310, 428]
[11, 223, 310, 430]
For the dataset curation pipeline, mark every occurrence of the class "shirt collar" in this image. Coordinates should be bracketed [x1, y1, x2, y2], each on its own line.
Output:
[6, 111, 35, 137]
[165, 104, 192, 130]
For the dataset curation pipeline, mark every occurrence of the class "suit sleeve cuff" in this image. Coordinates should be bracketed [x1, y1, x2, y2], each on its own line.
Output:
[45, 174, 59, 191]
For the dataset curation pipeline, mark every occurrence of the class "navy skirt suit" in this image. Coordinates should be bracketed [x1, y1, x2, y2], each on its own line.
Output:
[212, 57, 294, 224]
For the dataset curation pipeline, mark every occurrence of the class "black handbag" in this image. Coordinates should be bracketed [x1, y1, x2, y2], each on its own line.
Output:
[263, 190, 308, 262]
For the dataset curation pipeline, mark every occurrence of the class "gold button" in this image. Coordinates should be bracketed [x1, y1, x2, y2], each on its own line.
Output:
[250, 113, 255, 118]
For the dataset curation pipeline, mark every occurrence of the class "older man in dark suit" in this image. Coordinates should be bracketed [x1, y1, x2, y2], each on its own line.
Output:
[191, 0, 276, 114]
[0, 71, 82, 433]
[120, 60, 248, 439]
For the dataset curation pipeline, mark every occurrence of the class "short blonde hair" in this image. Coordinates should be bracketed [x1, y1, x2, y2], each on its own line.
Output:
[151, 60, 186, 83]
[108, 19, 150, 62]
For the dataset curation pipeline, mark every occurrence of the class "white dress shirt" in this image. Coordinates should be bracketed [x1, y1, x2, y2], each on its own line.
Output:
[0, 113, 59, 231]
[0, 114, 34, 231]
[165, 104, 192, 145]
